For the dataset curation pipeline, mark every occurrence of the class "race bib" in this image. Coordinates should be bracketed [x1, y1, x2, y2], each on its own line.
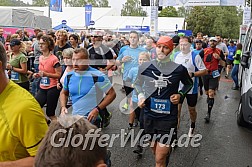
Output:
[40, 77, 50, 86]
[212, 70, 220, 78]
[230, 52, 234, 56]
[150, 98, 171, 114]
[11, 71, 19, 81]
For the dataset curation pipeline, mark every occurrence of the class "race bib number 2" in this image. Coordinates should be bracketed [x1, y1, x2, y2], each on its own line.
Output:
[150, 98, 171, 114]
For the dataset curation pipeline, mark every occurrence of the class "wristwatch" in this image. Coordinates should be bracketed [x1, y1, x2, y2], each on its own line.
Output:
[191, 72, 195, 78]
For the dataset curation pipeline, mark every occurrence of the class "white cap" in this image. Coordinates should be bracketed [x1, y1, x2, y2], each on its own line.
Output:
[209, 37, 217, 41]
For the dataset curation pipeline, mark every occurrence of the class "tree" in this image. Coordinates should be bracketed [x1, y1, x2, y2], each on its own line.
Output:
[32, 0, 47, 6]
[121, 0, 147, 16]
[186, 6, 242, 39]
[0, 0, 31, 6]
[158, 6, 178, 17]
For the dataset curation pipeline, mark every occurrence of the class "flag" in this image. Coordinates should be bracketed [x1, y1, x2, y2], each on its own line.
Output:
[50, 0, 62, 12]
[85, 5, 92, 27]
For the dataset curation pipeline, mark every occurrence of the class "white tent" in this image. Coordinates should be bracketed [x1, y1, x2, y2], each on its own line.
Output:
[0, 7, 184, 32]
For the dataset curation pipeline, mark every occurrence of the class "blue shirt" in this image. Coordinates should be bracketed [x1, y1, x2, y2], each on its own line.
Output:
[227, 46, 236, 61]
[63, 67, 112, 116]
[117, 46, 147, 81]
[127, 67, 138, 103]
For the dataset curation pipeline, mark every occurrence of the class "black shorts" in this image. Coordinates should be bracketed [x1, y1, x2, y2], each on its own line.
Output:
[203, 75, 219, 91]
[123, 81, 134, 97]
[226, 59, 234, 66]
[180, 94, 198, 107]
[144, 116, 177, 145]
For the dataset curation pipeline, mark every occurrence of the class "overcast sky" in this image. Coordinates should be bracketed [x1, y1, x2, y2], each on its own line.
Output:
[21, 0, 127, 10]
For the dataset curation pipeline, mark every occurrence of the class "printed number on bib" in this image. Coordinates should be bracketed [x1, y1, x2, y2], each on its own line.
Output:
[11, 71, 19, 81]
[41, 77, 50, 86]
[212, 70, 220, 78]
[150, 97, 171, 114]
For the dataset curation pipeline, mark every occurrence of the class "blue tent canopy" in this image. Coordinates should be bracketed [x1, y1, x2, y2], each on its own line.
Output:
[53, 23, 74, 32]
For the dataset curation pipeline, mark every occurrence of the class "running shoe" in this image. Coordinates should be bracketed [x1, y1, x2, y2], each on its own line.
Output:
[188, 128, 194, 138]
[103, 111, 112, 128]
[204, 113, 210, 123]
[122, 103, 129, 110]
[133, 145, 143, 155]
[124, 126, 133, 136]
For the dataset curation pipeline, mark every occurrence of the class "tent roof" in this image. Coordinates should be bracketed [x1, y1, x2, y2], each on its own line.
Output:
[0, 7, 184, 32]
[93, 16, 184, 32]
[53, 23, 74, 32]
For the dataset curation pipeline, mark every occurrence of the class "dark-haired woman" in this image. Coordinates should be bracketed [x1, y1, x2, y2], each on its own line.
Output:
[34, 35, 62, 121]
[69, 34, 80, 49]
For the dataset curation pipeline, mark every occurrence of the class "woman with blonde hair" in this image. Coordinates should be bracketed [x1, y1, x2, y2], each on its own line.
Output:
[6, 38, 29, 90]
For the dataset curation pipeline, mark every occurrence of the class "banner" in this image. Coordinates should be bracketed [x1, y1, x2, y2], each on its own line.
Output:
[243, 7, 251, 25]
[220, 0, 245, 6]
[160, 0, 244, 6]
[50, 0, 62, 12]
[85, 5, 92, 27]
[150, 5, 158, 36]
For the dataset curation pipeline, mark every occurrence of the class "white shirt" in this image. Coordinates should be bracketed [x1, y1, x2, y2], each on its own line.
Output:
[174, 51, 206, 94]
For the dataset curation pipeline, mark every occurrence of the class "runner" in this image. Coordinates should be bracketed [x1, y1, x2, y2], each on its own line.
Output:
[116, 31, 147, 111]
[174, 36, 207, 136]
[127, 51, 151, 155]
[0, 42, 48, 166]
[87, 32, 115, 127]
[6, 38, 29, 91]
[60, 48, 116, 128]
[126, 51, 151, 134]
[194, 39, 204, 95]
[34, 35, 62, 121]
[225, 40, 236, 78]
[134, 36, 193, 166]
[57, 48, 74, 108]
[199, 37, 226, 123]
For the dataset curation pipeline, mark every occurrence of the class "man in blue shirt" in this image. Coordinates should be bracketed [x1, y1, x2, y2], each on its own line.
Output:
[116, 31, 146, 110]
[225, 40, 236, 78]
[60, 48, 116, 127]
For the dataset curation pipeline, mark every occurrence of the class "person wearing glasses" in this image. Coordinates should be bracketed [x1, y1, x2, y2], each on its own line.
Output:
[33, 35, 62, 122]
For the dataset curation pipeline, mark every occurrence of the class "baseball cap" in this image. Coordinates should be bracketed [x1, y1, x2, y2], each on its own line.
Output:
[10, 39, 21, 47]
[209, 37, 217, 42]
[157, 36, 174, 51]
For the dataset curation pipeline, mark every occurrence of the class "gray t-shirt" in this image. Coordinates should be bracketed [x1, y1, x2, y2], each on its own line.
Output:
[33, 40, 42, 65]
[216, 42, 229, 55]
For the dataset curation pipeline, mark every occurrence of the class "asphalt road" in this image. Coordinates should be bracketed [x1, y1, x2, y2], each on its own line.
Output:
[52, 74, 252, 167]
[103, 75, 252, 167]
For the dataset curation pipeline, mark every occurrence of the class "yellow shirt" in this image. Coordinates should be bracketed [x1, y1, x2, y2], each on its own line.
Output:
[0, 81, 48, 161]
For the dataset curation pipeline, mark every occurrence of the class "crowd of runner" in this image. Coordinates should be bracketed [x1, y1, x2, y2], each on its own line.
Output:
[0, 27, 242, 167]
